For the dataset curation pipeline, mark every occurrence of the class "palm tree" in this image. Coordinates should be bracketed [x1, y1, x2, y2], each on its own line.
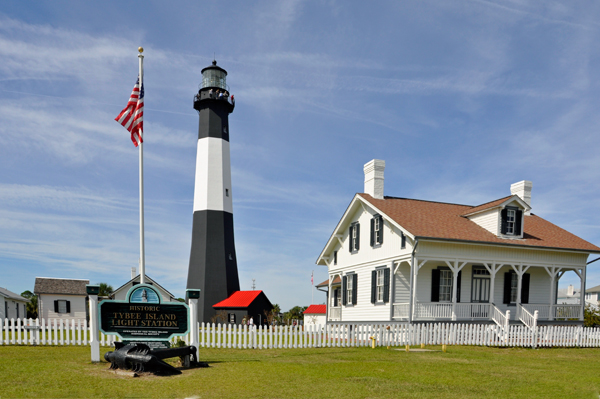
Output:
[97, 283, 114, 297]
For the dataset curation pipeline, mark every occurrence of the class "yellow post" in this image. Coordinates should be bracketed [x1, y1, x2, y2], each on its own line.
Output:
[370, 336, 376, 349]
[405, 344, 409, 352]
[442, 344, 447, 353]
[420, 343, 425, 349]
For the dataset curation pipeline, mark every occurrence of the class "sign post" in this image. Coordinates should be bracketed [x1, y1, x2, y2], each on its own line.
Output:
[186, 289, 200, 359]
[86, 285, 100, 362]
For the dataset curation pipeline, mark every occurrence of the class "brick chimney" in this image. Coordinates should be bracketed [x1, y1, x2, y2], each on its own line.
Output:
[364, 159, 385, 199]
[510, 180, 532, 215]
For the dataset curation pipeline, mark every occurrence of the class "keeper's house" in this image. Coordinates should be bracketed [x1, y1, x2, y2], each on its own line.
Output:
[316, 160, 600, 326]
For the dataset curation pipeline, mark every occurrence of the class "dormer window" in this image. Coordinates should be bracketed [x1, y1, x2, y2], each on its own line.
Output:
[501, 206, 523, 237]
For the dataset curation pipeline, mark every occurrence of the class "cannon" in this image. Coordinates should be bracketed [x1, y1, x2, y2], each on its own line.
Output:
[104, 342, 200, 375]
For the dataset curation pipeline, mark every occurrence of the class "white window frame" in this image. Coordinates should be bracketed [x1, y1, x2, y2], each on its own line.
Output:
[346, 275, 353, 304]
[57, 300, 68, 314]
[374, 217, 381, 244]
[439, 270, 453, 302]
[505, 209, 516, 235]
[510, 273, 518, 304]
[351, 224, 358, 251]
[376, 269, 384, 302]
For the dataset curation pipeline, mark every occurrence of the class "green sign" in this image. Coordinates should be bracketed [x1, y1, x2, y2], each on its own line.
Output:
[98, 284, 189, 341]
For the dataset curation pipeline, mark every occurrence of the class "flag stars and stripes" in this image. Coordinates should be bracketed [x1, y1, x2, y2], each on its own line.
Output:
[115, 77, 144, 147]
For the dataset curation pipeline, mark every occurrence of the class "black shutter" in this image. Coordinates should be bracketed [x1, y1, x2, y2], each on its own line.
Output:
[503, 272, 512, 304]
[401, 232, 406, 249]
[66, 301, 71, 313]
[371, 270, 377, 303]
[456, 270, 462, 303]
[342, 276, 347, 306]
[500, 208, 508, 234]
[355, 223, 360, 250]
[333, 288, 338, 307]
[348, 225, 353, 253]
[352, 274, 358, 305]
[370, 218, 375, 247]
[383, 268, 390, 303]
[515, 210, 523, 235]
[521, 273, 530, 304]
[378, 215, 384, 244]
[54, 300, 59, 313]
[431, 269, 440, 302]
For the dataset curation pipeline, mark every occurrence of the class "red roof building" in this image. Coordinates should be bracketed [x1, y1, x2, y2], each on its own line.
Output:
[213, 290, 273, 325]
[304, 304, 326, 314]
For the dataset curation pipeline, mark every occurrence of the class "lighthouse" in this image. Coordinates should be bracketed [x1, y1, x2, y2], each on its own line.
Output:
[187, 61, 240, 323]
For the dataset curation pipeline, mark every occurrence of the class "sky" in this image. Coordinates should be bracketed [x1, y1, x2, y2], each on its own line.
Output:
[1, 0, 600, 311]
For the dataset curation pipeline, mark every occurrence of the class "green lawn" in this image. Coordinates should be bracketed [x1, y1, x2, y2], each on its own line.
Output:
[0, 345, 598, 398]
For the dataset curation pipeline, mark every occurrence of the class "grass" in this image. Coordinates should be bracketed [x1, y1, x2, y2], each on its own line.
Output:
[0, 345, 599, 398]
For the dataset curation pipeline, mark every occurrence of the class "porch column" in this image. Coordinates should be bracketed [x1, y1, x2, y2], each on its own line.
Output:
[575, 267, 586, 320]
[410, 259, 427, 322]
[543, 266, 560, 321]
[327, 277, 332, 321]
[483, 263, 502, 306]
[511, 264, 530, 312]
[445, 260, 467, 321]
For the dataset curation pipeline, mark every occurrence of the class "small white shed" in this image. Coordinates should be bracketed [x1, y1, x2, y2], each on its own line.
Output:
[0, 287, 28, 320]
[303, 304, 327, 328]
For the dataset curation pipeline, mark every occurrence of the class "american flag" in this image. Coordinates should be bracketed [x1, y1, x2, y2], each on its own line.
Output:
[115, 77, 144, 147]
[311, 271, 314, 285]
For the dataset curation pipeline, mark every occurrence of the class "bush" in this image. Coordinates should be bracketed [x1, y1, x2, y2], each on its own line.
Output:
[584, 304, 600, 327]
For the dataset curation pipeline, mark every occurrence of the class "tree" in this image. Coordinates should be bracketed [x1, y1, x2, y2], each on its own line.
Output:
[20, 290, 38, 319]
[264, 303, 282, 326]
[283, 305, 308, 324]
[97, 283, 113, 297]
[584, 304, 600, 327]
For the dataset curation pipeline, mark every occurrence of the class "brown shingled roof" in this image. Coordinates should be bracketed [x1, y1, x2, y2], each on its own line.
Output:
[316, 277, 341, 287]
[358, 193, 600, 253]
[461, 195, 513, 216]
[34, 278, 89, 295]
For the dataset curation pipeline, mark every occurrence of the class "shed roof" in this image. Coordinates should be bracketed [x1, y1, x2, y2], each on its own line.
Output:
[0, 287, 28, 302]
[304, 304, 326, 314]
[213, 291, 264, 308]
[34, 278, 89, 295]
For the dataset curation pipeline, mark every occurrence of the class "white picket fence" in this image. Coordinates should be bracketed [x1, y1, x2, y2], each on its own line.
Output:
[3, 318, 600, 349]
[195, 322, 600, 349]
[0, 318, 117, 346]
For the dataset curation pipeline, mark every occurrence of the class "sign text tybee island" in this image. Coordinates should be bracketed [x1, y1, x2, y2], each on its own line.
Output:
[99, 285, 189, 342]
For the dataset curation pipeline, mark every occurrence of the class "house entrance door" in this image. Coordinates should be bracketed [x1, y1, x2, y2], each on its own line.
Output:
[471, 267, 490, 303]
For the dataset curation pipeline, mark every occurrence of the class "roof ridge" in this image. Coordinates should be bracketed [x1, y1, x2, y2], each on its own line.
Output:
[381, 195, 473, 207]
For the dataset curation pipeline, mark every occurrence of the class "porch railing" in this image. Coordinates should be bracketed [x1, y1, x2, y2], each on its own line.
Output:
[521, 304, 582, 321]
[517, 304, 538, 330]
[414, 302, 453, 319]
[454, 303, 491, 319]
[328, 307, 341, 321]
[392, 303, 410, 320]
[491, 305, 510, 330]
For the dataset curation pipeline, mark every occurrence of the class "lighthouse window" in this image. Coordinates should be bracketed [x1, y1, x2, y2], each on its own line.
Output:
[225, 189, 229, 197]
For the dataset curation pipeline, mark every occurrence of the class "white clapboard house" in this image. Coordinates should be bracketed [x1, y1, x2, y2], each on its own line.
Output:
[316, 160, 600, 326]
[34, 277, 90, 321]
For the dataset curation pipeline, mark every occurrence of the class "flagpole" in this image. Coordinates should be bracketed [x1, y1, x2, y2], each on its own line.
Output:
[138, 47, 146, 285]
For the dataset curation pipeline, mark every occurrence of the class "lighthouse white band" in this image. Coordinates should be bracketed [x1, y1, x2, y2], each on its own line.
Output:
[193, 137, 233, 213]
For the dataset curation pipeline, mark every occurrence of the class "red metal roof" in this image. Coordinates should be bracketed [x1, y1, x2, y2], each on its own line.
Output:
[212, 290, 263, 308]
[304, 304, 326, 314]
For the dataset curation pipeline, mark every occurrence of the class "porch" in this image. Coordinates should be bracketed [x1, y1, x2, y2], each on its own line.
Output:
[392, 302, 582, 323]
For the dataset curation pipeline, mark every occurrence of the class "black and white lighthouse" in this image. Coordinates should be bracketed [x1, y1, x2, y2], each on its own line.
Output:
[187, 61, 240, 323]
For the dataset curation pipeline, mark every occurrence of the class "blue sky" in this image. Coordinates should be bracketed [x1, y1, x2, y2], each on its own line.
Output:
[1, 1, 600, 311]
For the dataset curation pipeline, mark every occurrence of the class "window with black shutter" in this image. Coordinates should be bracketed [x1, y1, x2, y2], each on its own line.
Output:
[383, 268, 390, 303]
[342, 276, 347, 306]
[370, 215, 383, 247]
[371, 270, 377, 303]
[352, 274, 358, 305]
[401, 232, 406, 249]
[349, 222, 360, 253]
[502, 271, 530, 304]
[501, 207, 523, 236]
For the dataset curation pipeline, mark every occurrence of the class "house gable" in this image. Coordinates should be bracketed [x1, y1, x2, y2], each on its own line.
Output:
[316, 194, 414, 268]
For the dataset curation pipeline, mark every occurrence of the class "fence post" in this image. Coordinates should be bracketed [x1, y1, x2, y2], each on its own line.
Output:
[86, 285, 100, 361]
[532, 310, 538, 349]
